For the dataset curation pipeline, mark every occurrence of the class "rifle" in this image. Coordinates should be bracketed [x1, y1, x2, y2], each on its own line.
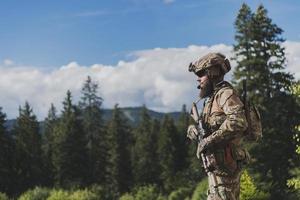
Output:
[189, 100, 219, 193]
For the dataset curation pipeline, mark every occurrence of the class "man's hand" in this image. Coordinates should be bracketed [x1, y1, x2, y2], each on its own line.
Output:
[187, 125, 199, 141]
[196, 137, 209, 158]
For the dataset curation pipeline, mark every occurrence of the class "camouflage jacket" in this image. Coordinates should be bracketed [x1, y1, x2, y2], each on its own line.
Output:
[201, 81, 248, 145]
[200, 81, 249, 175]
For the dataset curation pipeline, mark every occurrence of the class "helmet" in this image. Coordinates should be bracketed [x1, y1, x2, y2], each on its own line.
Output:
[188, 53, 231, 75]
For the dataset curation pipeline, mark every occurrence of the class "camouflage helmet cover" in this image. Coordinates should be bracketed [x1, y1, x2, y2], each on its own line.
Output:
[188, 53, 231, 75]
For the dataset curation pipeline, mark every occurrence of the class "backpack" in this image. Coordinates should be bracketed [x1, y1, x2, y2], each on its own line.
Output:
[241, 80, 263, 142]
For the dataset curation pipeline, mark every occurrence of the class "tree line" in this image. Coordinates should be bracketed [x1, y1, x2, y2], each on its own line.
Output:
[0, 75, 202, 199]
[0, 3, 300, 200]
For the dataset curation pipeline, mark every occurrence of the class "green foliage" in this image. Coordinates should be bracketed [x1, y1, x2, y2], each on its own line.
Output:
[175, 105, 190, 171]
[79, 76, 106, 185]
[134, 185, 160, 200]
[0, 108, 14, 195]
[42, 104, 58, 186]
[88, 184, 105, 200]
[168, 187, 192, 200]
[46, 190, 69, 200]
[240, 170, 269, 200]
[190, 179, 208, 200]
[132, 106, 160, 186]
[0, 192, 9, 200]
[52, 91, 88, 188]
[158, 115, 178, 192]
[14, 102, 43, 193]
[68, 189, 98, 200]
[18, 187, 50, 200]
[106, 104, 133, 198]
[287, 178, 300, 190]
[287, 81, 300, 196]
[233, 3, 300, 199]
[119, 193, 135, 200]
[18, 187, 104, 200]
[156, 195, 167, 200]
[292, 82, 300, 154]
[240, 170, 256, 199]
[119, 185, 162, 200]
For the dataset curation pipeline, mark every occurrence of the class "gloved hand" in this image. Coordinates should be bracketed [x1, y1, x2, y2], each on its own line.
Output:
[187, 125, 199, 141]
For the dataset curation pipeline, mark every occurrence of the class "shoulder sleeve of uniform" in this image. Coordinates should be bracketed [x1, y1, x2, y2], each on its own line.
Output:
[215, 87, 234, 109]
[205, 87, 247, 147]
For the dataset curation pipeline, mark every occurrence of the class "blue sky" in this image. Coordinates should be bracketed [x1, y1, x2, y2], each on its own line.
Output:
[0, 0, 300, 119]
[1, 0, 299, 67]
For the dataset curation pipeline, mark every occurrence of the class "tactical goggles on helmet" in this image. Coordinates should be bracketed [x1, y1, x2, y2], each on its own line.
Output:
[195, 69, 207, 77]
[189, 62, 207, 77]
[188, 62, 196, 73]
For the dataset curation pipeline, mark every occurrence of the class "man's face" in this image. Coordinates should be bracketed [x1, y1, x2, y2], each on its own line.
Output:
[197, 73, 209, 90]
[196, 71, 213, 99]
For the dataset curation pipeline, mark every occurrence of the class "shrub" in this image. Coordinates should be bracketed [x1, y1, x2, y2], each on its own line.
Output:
[18, 187, 50, 200]
[70, 189, 98, 200]
[240, 170, 269, 200]
[47, 189, 69, 200]
[191, 179, 208, 200]
[156, 194, 167, 200]
[168, 187, 192, 200]
[119, 193, 134, 200]
[0, 192, 9, 200]
[87, 185, 107, 200]
[134, 185, 160, 200]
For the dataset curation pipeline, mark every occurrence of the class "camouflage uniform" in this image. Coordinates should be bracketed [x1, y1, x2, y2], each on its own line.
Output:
[188, 53, 249, 200]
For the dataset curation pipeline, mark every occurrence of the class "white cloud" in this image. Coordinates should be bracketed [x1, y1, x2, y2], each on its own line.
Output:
[1, 41, 300, 120]
[283, 41, 300, 79]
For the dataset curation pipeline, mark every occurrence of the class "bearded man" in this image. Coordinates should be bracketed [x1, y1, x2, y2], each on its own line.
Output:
[187, 53, 250, 200]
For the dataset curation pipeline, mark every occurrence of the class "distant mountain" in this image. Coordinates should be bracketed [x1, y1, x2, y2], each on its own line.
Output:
[4, 107, 182, 130]
[102, 107, 182, 126]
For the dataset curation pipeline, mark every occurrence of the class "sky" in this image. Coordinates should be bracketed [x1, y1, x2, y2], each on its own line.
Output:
[0, 0, 300, 119]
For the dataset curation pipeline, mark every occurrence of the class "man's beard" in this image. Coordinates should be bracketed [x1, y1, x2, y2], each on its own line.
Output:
[199, 79, 213, 99]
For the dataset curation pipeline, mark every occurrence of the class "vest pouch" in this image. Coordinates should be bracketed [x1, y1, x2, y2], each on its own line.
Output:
[231, 144, 251, 166]
[214, 145, 238, 176]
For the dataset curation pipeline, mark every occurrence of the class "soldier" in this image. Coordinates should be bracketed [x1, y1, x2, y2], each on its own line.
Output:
[187, 53, 250, 200]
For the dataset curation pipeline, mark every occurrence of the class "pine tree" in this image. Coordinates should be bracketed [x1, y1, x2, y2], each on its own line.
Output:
[0, 107, 14, 195]
[13, 102, 43, 193]
[286, 82, 300, 199]
[233, 3, 255, 95]
[79, 76, 106, 185]
[42, 103, 58, 186]
[149, 118, 161, 185]
[132, 106, 160, 186]
[158, 115, 178, 192]
[176, 104, 190, 171]
[106, 104, 132, 199]
[52, 91, 88, 188]
[233, 4, 300, 198]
